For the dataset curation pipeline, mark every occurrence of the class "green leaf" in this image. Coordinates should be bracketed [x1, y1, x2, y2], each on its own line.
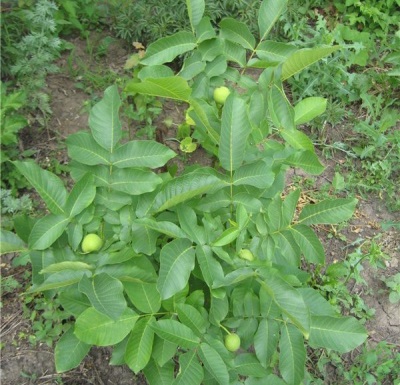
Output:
[282, 46, 341, 80]
[298, 288, 337, 317]
[281, 129, 314, 151]
[290, 224, 325, 264]
[259, 270, 310, 336]
[13, 161, 67, 215]
[254, 319, 280, 367]
[125, 77, 192, 101]
[196, 245, 225, 287]
[66, 132, 111, 166]
[190, 98, 220, 145]
[279, 323, 306, 385]
[134, 218, 187, 239]
[213, 268, 255, 289]
[55, 328, 91, 373]
[177, 206, 206, 245]
[40, 261, 93, 274]
[75, 307, 139, 346]
[233, 160, 275, 189]
[285, 150, 325, 175]
[186, 0, 205, 30]
[112, 140, 176, 168]
[173, 350, 204, 385]
[143, 359, 175, 385]
[309, 316, 367, 353]
[0, 229, 26, 255]
[65, 173, 96, 217]
[124, 282, 161, 313]
[78, 273, 126, 320]
[220, 18, 255, 50]
[197, 343, 229, 385]
[152, 336, 178, 367]
[141, 31, 197, 65]
[176, 303, 208, 337]
[234, 353, 269, 377]
[223, 40, 247, 67]
[179, 53, 207, 80]
[256, 40, 297, 63]
[294, 97, 327, 125]
[157, 239, 195, 300]
[152, 170, 223, 212]
[28, 214, 70, 250]
[29, 270, 89, 293]
[138, 65, 175, 80]
[258, 0, 287, 40]
[212, 226, 240, 247]
[298, 198, 358, 225]
[151, 319, 200, 349]
[269, 85, 295, 131]
[204, 55, 227, 78]
[109, 168, 162, 195]
[219, 95, 251, 172]
[89, 84, 122, 152]
[59, 289, 91, 316]
[195, 16, 216, 43]
[125, 316, 155, 373]
[209, 295, 229, 325]
[131, 223, 158, 255]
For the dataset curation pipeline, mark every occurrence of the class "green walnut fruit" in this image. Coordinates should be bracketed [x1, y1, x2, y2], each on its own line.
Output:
[81, 234, 103, 253]
[238, 249, 255, 262]
[213, 86, 230, 105]
[224, 333, 241, 352]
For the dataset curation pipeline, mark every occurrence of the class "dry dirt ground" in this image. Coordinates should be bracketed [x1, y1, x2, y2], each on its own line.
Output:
[1, 33, 399, 385]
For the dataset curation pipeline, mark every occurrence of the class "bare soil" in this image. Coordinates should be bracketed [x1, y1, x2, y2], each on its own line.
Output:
[1, 32, 399, 384]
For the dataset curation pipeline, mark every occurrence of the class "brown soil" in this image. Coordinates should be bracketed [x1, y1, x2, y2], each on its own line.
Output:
[1, 32, 399, 384]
